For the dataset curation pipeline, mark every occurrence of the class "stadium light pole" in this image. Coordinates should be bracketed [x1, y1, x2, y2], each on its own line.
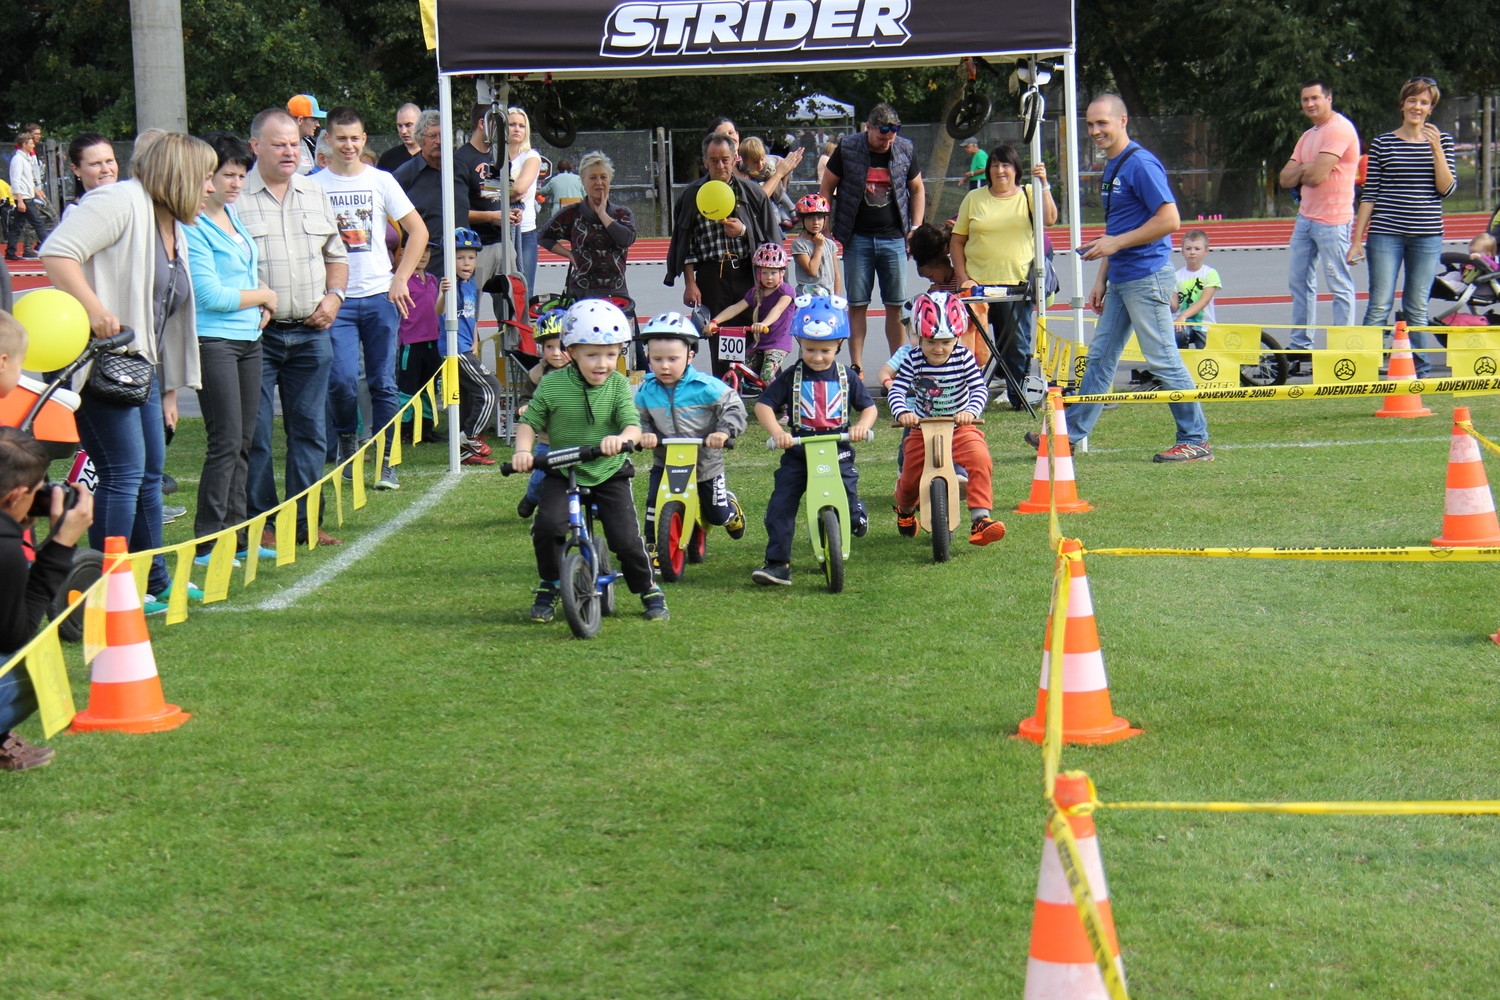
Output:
[130, 0, 189, 133]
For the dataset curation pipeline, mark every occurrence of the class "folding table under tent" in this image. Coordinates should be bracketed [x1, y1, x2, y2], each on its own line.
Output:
[426, 0, 1084, 464]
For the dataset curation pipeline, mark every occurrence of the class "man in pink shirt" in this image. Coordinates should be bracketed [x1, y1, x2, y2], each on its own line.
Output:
[1278, 79, 1361, 367]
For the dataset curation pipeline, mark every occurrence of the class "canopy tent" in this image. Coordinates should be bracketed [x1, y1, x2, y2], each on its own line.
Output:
[426, 0, 1084, 463]
[788, 93, 856, 122]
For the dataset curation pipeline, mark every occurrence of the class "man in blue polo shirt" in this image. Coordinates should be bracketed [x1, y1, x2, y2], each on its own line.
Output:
[1062, 94, 1212, 463]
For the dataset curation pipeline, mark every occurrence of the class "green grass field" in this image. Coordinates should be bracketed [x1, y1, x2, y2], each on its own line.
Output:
[6, 394, 1500, 998]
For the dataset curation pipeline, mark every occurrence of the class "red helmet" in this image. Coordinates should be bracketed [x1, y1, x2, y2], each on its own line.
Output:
[795, 193, 830, 215]
[752, 242, 790, 269]
[910, 291, 968, 341]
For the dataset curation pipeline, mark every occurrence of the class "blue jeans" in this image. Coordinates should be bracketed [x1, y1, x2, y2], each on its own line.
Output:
[0, 669, 37, 732]
[75, 375, 169, 594]
[328, 294, 399, 444]
[248, 324, 332, 537]
[1067, 264, 1209, 446]
[512, 227, 539, 299]
[1287, 214, 1356, 349]
[842, 234, 908, 306]
[1363, 232, 1442, 377]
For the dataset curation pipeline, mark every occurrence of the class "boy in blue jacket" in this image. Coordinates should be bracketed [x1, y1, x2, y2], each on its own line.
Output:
[634, 312, 748, 549]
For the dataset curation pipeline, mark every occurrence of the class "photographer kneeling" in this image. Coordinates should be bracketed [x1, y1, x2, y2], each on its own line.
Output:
[0, 425, 94, 771]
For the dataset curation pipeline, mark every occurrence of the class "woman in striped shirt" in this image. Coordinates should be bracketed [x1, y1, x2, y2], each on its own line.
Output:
[1349, 77, 1456, 377]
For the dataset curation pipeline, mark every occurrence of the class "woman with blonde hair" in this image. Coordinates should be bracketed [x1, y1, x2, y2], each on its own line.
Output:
[506, 106, 542, 296]
[41, 130, 213, 612]
[539, 150, 635, 298]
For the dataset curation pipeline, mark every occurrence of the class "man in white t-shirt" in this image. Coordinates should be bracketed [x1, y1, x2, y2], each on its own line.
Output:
[1278, 79, 1360, 367]
[314, 106, 429, 489]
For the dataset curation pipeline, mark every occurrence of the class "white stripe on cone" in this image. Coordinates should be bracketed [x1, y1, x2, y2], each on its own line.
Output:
[1444, 485, 1497, 516]
[1032, 455, 1077, 481]
[1024, 957, 1127, 1000]
[1451, 434, 1481, 464]
[106, 565, 142, 610]
[1038, 649, 1109, 692]
[90, 641, 161, 684]
[1036, 835, 1111, 906]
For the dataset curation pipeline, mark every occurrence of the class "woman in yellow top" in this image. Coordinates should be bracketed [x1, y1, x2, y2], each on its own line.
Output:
[950, 144, 1057, 405]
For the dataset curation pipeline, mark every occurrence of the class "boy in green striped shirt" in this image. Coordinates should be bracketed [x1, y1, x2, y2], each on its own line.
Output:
[511, 300, 668, 623]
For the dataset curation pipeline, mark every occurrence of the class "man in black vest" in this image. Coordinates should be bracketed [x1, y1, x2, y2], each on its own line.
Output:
[665, 132, 778, 375]
[819, 103, 926, 377]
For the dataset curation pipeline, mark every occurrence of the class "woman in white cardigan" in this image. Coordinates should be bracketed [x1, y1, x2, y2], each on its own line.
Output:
[41, 132, 213, 610]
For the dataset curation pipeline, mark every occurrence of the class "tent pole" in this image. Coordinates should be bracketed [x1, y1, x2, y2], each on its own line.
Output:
[440, 74, 461, 473]
[1062, 49, 1085, 355]
[1028, 54, 1047, 401]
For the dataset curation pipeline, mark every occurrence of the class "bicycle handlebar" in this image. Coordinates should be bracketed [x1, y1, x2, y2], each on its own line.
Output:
[657, 436, 735, 449]
[888, 417, 986, 427]
[501, 440, 641, 476]
[765, 429, 875, 449]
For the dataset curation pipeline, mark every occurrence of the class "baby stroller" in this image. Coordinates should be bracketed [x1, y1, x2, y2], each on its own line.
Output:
[0, 328, 135, 640]
[1430, 251, 1500, 333]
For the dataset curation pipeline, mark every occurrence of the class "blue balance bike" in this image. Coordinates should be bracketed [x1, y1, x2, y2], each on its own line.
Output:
[502, 442, 639, 639]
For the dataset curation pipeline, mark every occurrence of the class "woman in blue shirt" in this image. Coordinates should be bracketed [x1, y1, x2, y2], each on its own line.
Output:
[185, 133, 278, 560]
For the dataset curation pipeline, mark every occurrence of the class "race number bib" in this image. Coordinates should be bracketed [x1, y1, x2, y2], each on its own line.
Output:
[718, 329, 747, 363]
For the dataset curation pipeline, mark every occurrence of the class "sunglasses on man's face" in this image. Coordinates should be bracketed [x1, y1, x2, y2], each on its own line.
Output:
[873, 124, 901, 135]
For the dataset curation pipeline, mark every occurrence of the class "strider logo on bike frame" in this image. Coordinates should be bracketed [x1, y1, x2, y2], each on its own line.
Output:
[601, 0, 911, 58]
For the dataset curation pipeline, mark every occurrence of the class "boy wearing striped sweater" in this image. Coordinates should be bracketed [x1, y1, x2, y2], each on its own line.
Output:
[888, 291, 1006, 546]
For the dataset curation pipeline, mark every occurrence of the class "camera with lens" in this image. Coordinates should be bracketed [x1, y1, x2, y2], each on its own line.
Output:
[28, 481, 79, 518]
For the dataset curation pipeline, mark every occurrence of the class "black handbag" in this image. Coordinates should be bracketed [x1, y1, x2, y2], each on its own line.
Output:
[86, 348, 154, 407]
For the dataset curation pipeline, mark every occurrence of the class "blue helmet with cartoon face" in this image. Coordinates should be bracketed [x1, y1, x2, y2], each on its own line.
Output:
[790, 293, 849, 342]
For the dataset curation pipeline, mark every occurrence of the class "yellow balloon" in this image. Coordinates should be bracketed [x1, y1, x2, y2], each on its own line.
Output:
[14, 288, 90, 371]
[695, 180, 736, 221]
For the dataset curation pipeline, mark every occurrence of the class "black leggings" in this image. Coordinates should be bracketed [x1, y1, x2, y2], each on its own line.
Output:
[531, 464, 655, 594]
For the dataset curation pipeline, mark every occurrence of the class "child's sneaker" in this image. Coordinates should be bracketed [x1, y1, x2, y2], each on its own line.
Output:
[852, 503, 869, 538]
[641, 587, 670, 621]
[752, 563, 792, 586]
[894, 505, 918, 537]
[529, 583, 559, 623]
[517, 496, 538, 518]
[723, 492, 747, 540]
[375, 464, 400, 490]
[969, 517, 1007, 546]
[462, 451, 496, 466]
[1153, 442, 1214, 463]
[464, 435, 493, 457]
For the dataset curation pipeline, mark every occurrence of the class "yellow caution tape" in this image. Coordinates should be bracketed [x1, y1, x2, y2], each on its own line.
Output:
[1080, 799, 1500, 817]
[1087, 544, 1500, 561]
[1047, 797, 1130, 1000]
[1460, 420, 1500, 461]
[1041, 546, 1071, 798]
[1066, 377, 1500, 406]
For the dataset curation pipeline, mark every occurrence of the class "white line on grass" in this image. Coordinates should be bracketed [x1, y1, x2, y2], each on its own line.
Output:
[220, 471, 463, 613]
[1077, 436, 1451, 455]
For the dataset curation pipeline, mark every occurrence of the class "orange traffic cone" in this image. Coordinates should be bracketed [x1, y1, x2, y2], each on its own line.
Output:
[1018, 539, 1139, 745]
[71, 537, 190, 734]
[1018, 389, 1093, 514]
[1374, 321, 1433, 418]
[1022, 772, 1127, 999]
[1433, 407, 1500, 546]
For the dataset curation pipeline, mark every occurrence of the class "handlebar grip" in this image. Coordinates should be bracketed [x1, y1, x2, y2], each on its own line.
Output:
[500, 463, 517, 476]
[94, 328, 136, 352]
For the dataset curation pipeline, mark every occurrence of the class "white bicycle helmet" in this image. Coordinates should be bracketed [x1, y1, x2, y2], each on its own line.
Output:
[639, 310, 700, 347]
[562, 299, 633, 347]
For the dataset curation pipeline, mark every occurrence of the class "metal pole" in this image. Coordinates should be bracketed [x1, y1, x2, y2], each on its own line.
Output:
[440, 74, 461, 473]
[128, 0, 188, 132]
[1484, 94, 1495, 217]
[1028, 55, 1048, 394]
[656, 127, 672, 237]
[1062, 50, 1085, 344]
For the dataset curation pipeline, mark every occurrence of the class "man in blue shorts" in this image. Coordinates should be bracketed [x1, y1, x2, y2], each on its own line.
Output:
[1053, 94, 1212, 463]
[820, 103, 926, 379]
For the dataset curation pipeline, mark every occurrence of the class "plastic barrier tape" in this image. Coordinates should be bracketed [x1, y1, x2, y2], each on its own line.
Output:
[1079, 798, 1500, 817]
[1087, 545, 1500, 561]
[1047, 799, 1131, 1000]
[1065, 377, 1500, 406]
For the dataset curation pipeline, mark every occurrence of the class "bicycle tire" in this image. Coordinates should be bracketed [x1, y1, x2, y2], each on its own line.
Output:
[819, 507, 845, 594]
[687, 522, 707, 564]
[1241, 331, 1290, 387]
[537, 89, 577, 148]
[656, 500, 687, 582]
[560, 549, 601, 639]
[50, 546, 102, 642]
[929, 479, 951, 564]
[945, 91, 992, 141]
[723, 369, 740, 393]
[1020, 89, 1044, 145]
[598, 545, 617, 617]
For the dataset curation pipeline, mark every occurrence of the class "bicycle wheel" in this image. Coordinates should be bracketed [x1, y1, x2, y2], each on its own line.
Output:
[50, 546, 103, 642]
[818, 507, 845, 594]
[1020, 89, 1044, 145]
[598, 545, 617, 617]
[1241, 331, 1290, 387]
[929, 479, 951, 564]
[656, 500, 687, 582]
[945, 89, 992, 141]
[687, 523, 707, 564]
[560, 549, 601, 639]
